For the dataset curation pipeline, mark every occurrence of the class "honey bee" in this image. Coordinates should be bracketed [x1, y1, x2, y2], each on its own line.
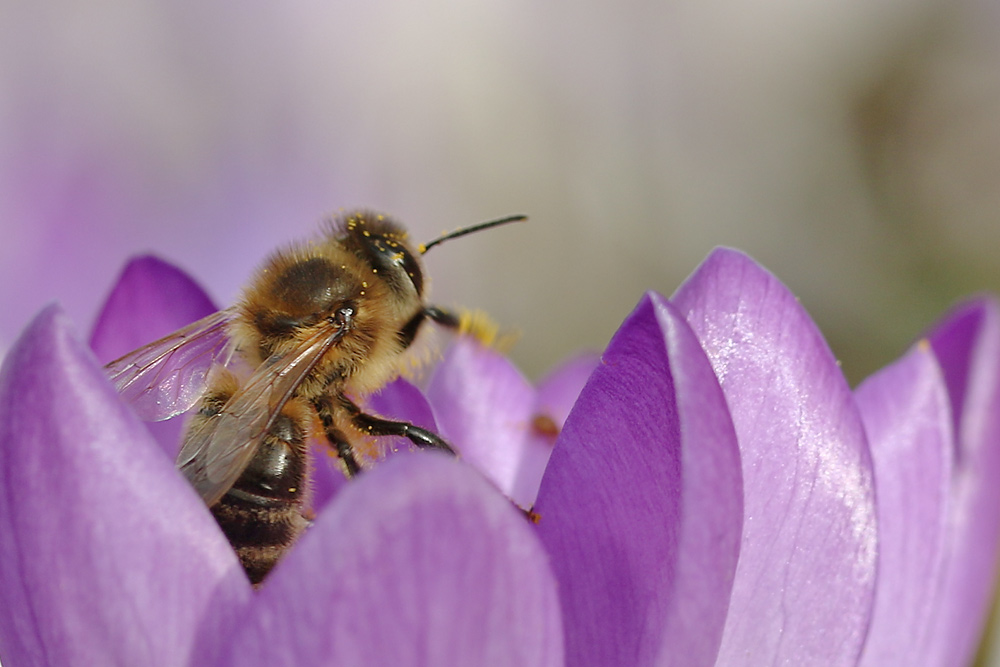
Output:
[105, 209, 524, 585]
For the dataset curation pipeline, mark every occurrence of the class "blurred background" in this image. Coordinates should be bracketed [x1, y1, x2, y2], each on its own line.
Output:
[1, 0, 999, 388]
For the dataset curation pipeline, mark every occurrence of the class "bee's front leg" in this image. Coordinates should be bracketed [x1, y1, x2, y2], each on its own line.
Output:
[423, 305, 461, 329]
[397, 305, 460, 352]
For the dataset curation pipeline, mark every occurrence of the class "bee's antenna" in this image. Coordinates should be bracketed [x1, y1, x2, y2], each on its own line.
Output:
[419, 215, 527, 254]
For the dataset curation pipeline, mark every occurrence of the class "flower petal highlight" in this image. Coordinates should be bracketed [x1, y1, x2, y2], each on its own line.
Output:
[673, 248, 877, 664]
[427, 337, 539, 507]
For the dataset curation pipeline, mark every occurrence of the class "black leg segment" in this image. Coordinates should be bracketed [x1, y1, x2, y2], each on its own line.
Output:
[398, 305, 461, 350]
[313, 395, 363, 477]
[424, 305, 461, 329]
[341, 397, 456, 455]
[332, 429, 362, 477]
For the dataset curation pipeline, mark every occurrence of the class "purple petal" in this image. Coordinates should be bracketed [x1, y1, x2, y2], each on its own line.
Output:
[89, 254, 217, 364]
[673, 248, 877, 664]
[534, 353, 600, 429]
[0, 306, 249, 666]
[855, 343, 951, 666]
[426, 337, 540, 508]
[510, 354, 600, 510]
[368, 377, 439, 431]
[220, 452, 563, 666]
[534, 293, 742, 666]
[89, 255, 217, 457]
[923, 298, 1000, 665]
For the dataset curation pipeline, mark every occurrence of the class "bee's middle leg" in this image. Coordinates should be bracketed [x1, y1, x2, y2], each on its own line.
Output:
[313, 396, 363, 477]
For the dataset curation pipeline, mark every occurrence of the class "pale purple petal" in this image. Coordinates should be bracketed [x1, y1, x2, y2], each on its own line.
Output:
[673, 248, 877, 664]
[89, 254, 217, 364]
[534, 352, 600, 428]
[89, 255, 217, 458]
[220, 452, 563, 666]
[0, 306, 249, 666]
[426, 337, 540, 507]
[856, 343, 952, 666]
[923, 298, 1000, 666]
[534, 293, 742, 666]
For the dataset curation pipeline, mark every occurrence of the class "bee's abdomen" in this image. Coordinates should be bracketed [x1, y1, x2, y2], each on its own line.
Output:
[207, 407, 313, 586]
[211, 491, 309, 585]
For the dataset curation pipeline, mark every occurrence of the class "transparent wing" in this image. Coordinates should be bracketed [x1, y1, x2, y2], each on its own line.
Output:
[177, 323, 346, 506]
[104, 309, 237, 421]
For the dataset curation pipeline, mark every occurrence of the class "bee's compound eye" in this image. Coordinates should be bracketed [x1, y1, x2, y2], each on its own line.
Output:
[385, 245, 424, 294]
[366, 236, 424, 296]
[395, 246, 424, 296]
[341, 213, 425, 296]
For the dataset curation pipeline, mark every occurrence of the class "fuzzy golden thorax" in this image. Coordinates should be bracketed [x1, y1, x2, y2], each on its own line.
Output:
[229, 230, 425, 401]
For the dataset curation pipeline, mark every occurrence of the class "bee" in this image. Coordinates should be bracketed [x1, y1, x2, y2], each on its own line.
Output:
[105, 209, 524, 585]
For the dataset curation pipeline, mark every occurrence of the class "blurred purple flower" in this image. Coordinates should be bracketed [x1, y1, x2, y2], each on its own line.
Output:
[2, 248, 1000, 665]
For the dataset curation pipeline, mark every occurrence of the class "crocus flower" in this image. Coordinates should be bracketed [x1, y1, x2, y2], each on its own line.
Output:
[3, 247, 1000, 666]
[0, 306, 562, 665]
[529, 248, 1000, 665]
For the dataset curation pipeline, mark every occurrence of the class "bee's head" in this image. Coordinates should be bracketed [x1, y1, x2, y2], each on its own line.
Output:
[335, 210, 426, 299]
[237, 211, 425, 363]
[333, 208, 528, 298]
[233, 208, 525, 373]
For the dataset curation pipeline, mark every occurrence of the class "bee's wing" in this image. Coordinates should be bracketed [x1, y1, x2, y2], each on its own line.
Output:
[176, 324, 346, 507]
[104, 309, 237, 421]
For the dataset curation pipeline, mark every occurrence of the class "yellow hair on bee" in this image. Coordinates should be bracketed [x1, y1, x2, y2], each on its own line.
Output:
[458, 309, 519, 352]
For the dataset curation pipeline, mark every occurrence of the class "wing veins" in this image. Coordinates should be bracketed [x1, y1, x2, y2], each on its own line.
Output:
[177, 323, 347, 506]
[103, 309, 235, 421]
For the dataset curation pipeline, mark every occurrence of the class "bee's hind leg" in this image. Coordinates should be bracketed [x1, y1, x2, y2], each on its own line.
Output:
[340, 397, 457, 455]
